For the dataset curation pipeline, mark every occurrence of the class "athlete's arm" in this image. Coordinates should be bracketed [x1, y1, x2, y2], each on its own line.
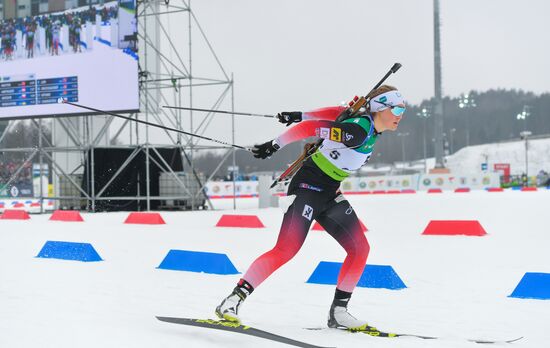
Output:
[301, 106, 347, 121]
[277, 106, 346, 126]
[274, 120, 368, 148]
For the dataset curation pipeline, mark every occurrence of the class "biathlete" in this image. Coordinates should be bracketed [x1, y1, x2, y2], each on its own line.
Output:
[216, 85, 406, 330]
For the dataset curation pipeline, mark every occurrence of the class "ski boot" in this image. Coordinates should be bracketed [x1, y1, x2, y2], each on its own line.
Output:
[327, 289, 369, 331]
[215, 279, 253, 323]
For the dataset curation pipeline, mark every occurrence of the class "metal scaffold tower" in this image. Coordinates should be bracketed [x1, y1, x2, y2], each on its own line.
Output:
[0, 0, 237, 212]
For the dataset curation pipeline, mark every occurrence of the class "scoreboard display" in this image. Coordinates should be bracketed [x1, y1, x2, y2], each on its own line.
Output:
[0, 75, 79, 108]
[0, 76, 37, 108]
[0, 0, 138, 120]
[37, 77, 79, 105]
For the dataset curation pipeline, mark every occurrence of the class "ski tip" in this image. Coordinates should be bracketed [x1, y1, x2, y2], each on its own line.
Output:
[156, 316, 184, 323]
[506, 336, 524, 344]
[470, 336, 524, 344]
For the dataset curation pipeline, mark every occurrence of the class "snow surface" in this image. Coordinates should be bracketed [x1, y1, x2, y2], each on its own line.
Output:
[1, 191, 549, 348]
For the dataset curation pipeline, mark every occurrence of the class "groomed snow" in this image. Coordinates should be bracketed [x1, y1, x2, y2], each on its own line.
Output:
[0, 190, 548, 348]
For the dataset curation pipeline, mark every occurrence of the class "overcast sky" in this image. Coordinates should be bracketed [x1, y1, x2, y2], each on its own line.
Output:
[156, 0, 550, 146]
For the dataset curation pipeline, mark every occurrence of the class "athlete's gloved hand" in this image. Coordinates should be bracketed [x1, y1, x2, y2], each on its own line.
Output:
[251, 140, 280, 159]
[277, 111, 302, 126]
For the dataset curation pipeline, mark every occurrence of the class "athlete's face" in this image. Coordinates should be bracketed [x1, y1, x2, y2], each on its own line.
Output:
[376, 104, 405, 132]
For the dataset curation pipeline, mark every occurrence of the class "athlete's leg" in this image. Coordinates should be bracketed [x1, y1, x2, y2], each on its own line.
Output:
[317, 197, 369, 293]
[216, 188, 324, 322]
[242, 189, 320, 289]
[316, 195, 371, 329]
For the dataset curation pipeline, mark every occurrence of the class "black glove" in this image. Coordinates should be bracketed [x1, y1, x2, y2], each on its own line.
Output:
[277, 111, 302, 126]
[251, 140, 280, 159]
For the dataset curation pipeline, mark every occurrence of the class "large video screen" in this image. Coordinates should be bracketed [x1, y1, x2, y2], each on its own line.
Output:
[0, 0, 139, 119]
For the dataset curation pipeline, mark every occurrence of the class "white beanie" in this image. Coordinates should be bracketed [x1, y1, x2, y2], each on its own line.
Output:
[369, 90, 406, 113]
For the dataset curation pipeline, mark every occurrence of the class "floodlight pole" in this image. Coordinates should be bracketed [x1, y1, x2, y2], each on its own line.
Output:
[433, 0, 445, 169]
[520, 130, 532, 184]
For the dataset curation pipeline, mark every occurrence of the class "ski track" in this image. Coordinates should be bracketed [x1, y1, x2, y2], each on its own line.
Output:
[0, 190, 548, 347]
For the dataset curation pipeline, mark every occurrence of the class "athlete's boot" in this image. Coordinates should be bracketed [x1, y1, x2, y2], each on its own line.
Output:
[215, 279, 254, 323]
[327, 289, 369, 330]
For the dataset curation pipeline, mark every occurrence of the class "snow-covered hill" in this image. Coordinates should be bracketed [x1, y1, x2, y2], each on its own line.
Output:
[446, 136, 550, 176]
[368, 136, 550, 177]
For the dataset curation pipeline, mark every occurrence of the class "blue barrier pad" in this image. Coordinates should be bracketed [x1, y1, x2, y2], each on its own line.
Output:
[157, 249, 239, 275]
[306, 261, 406, 290]
[509, 272, 550, 300]
[37, 241, 103, 262]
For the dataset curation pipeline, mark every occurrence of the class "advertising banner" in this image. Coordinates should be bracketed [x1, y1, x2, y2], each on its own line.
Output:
[203, 172, 501, 198]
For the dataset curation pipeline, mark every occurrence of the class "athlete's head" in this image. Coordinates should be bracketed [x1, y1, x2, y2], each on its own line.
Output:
[367, 85, 406, 132]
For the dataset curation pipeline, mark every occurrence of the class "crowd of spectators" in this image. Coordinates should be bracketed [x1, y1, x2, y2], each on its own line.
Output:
[0, 160, 32, 184]
[503, 169, 550, 188]
[1, 4, 118, 61]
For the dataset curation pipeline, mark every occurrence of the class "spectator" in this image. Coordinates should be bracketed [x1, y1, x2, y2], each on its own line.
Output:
[25, 23, 35, 58]
[536, 170, 548, 187]
[521, 173, 528, 187]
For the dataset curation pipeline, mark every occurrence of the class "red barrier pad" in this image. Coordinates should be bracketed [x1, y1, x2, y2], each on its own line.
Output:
[13, 203, 25, 208]
[401, 189, 416, 194]
[487, 187, 504, 192]
[372, 190, 386, 194]
[124, 212, 166, 225]
[50, 210, 84, 222]
[387, 190, 401, 194]
[0, 209, 30, 220]
[521, 187, 537, 192]
[216, 214, 265, 228]
[427, 188, 442, 193]
[312, 222, 324, 231]
[30, 202, 41, 207]
[455, 188, 470, 193]
[312, 220, 368, 232]
[422, 220, 487, 236]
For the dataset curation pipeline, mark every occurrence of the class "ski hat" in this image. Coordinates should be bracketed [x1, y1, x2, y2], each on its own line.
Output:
[369, 90, 406, 113]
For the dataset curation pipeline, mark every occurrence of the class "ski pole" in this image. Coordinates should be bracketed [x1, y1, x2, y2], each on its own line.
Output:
[57, 98, 251, 151]
[164, 63, 402, 122]
[163, 105, 276, 119]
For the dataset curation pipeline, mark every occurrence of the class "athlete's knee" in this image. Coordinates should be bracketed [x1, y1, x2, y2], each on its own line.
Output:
[358, 238, 370, 260]
[347, 235, 370, 261]
[263, 238, 302, 265]
[272, 243, 301, 263]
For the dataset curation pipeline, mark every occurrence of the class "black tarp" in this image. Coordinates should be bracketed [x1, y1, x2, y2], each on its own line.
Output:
[82, 147, 183, 211]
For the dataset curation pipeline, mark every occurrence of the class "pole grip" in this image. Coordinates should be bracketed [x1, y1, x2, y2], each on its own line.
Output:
[390, 63, 402, 73]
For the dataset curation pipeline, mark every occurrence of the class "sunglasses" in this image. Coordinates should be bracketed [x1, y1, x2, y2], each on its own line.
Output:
[373, 100, 406, 117]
